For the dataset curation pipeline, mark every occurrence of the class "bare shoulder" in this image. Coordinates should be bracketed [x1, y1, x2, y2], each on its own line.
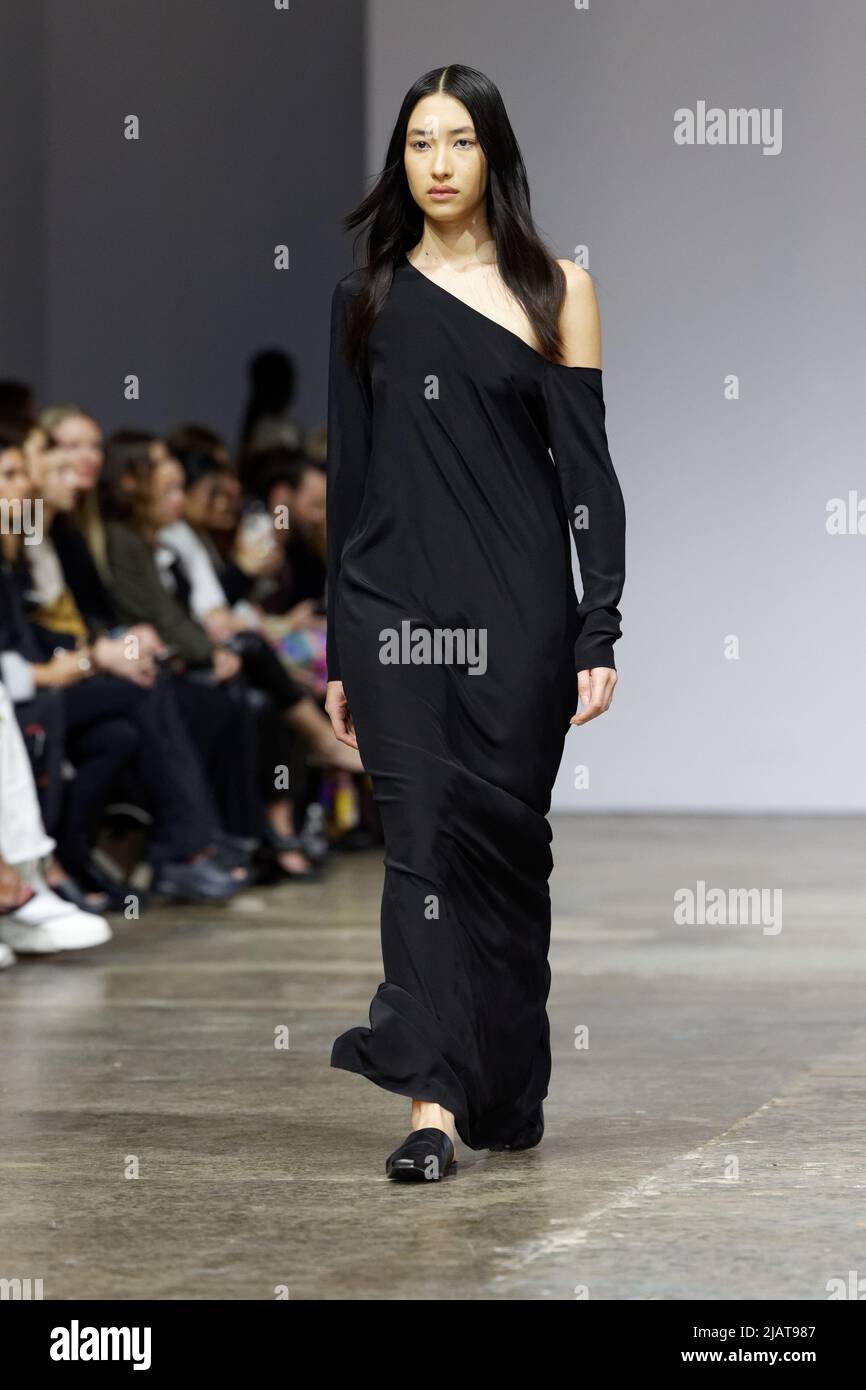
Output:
[553, 259, 602, 368]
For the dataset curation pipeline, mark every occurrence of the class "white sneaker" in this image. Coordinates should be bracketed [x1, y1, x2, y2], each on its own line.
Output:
[0, 940, 16, 968]
[0, 886, 112, 953]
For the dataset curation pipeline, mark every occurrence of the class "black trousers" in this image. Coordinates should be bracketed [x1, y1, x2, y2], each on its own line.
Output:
[59, 675, 216, 873]
[171, 674, 261, 840]
[230, 631, 311, 816]
[230, 630, 305, 711]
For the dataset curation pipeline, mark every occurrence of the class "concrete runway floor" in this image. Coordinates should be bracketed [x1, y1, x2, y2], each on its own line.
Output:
[1, 814, 863, 1300]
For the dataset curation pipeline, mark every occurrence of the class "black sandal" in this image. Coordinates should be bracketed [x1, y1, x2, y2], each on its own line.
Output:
[271, 836, 318, 881]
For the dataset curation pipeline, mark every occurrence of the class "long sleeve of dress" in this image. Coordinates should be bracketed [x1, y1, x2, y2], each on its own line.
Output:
[543, 367, 626, 671]
[325, 276, 373, 682]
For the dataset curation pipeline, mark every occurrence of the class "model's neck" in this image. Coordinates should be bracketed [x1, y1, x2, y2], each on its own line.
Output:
[412, 224, 497, 269]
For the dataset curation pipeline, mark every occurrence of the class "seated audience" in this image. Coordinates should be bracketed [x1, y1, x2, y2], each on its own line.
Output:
[100, 430, 360, 877]
[1, 418, 243, 905]
[251, 450, 328, 615]
[0, 359, 381, 940]
[0, 677, 110, 962]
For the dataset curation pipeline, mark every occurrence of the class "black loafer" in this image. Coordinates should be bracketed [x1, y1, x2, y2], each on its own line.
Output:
[385, 1127, 456, 1182]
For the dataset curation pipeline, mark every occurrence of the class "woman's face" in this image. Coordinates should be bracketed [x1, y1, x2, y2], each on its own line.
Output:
[52, 413, 103, 493]
[404, 93, 487, 225]
[184, 474, 217, 529]
[147, 452, 186, 529]
[0, 448, 30, 503]
[27, 440, 79, 513]
[206, 471, 242, 532]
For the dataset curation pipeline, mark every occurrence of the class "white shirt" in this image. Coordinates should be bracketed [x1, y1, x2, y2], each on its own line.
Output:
[158, 520, 228, 621]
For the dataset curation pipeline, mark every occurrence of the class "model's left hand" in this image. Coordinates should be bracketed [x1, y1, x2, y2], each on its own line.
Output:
[570, 667, 618, 726]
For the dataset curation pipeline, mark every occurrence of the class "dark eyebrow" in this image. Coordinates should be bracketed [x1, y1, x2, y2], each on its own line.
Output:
[407, 125, 476, 137]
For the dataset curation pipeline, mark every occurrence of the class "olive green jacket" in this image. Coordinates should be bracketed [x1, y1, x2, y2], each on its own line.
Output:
[105, 522, 213, 668]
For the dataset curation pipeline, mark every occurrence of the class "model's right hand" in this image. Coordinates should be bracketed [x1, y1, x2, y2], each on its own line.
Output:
[325, 680, 358, 750]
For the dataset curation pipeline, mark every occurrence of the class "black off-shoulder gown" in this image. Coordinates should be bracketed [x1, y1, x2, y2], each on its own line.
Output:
[326, 254, 626, 1152]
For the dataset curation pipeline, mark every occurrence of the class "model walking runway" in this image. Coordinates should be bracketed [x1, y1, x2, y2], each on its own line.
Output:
[327, 253, 625, 1151]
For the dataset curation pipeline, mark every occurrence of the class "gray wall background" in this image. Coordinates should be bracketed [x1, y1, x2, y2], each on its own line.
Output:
[2, 2, 861, 810]
[368, 0, 865, 811]
[0, 0, 366, 449]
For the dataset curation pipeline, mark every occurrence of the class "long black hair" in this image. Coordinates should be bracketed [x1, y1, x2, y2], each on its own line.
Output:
[341, 63, 574, 370]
